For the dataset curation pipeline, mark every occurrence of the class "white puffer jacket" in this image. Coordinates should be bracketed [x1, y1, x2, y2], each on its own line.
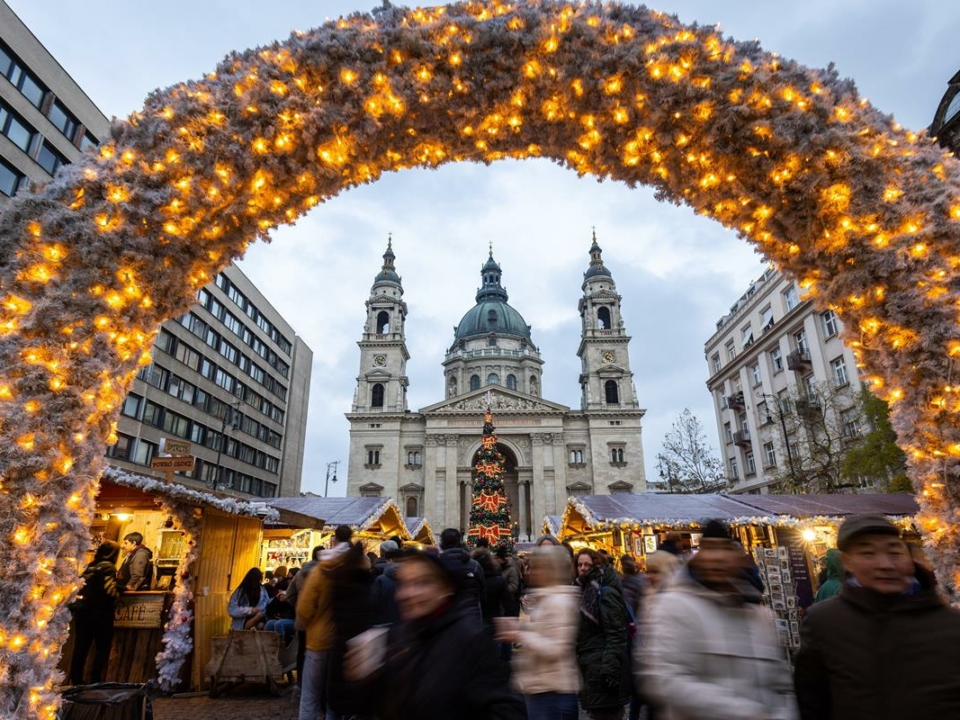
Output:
[511, 586, 581, 696]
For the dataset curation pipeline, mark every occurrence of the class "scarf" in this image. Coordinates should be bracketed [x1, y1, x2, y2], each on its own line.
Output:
[578, 568, 603, 625]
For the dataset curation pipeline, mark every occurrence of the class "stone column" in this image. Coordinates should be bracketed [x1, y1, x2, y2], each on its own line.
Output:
[518, 478, 528, 540]
[531, 433, 546, 543]
[443, 434, 459, 532]
[552, 434, 567, 516]
[424, 435, 438, 521]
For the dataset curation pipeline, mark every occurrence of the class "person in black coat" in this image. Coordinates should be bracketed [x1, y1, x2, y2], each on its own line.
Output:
[376, 551, 526, 720]
[69, 540, 121, 685]
[473, 548, 507, 635]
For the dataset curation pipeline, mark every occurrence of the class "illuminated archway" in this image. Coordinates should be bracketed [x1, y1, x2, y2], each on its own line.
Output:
[1, 0, 959, 714]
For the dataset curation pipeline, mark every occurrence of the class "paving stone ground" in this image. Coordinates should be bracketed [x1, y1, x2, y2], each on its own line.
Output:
[153, 686, 300, 720]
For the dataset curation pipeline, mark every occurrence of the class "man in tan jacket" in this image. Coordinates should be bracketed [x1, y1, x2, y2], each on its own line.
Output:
[296, 525, 353, 720]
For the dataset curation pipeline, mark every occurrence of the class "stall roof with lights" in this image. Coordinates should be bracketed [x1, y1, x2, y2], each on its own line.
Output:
[404, 517, 435, 546]
[557, 493, 919, 539]
[268, 495, 412, 540]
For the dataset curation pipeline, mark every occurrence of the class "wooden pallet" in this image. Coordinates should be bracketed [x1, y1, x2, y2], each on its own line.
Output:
[204, 630, 296, 698]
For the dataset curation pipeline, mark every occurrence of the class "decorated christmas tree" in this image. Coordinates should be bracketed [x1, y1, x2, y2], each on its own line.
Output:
[468, 398, 515, 552]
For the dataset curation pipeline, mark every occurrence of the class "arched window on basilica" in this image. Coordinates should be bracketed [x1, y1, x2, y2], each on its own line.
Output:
[371, 383, 385, 408]
[597, 306, 611, 330]
[376, 310, 390, 334]
[470, 374, 481, 391]
[406, 496, 418, 517]
[487, 373, 500, 386]
[604, 379, 619, 404]
[506, 374, 517, 390]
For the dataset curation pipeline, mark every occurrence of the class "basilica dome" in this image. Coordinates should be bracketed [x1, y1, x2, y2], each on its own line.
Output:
[453, 251, 532, 343]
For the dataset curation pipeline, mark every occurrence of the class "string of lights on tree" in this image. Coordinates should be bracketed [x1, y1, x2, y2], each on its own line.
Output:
[467, 403, 515, 552]
[0, 0, 959, 715]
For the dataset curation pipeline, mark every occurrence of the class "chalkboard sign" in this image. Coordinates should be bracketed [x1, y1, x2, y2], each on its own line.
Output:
[114, 593, 166, 628]
[775, 528, 815, 610]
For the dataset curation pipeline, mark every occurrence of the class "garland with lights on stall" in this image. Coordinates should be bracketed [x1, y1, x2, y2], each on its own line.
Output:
[468, 402, 514, 553]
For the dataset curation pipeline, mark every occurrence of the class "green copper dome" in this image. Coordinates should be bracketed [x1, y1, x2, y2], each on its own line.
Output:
[453, 250, 532, 342]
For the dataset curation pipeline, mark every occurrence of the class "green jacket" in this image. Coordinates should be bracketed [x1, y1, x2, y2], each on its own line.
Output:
[815, 549, 843, 603]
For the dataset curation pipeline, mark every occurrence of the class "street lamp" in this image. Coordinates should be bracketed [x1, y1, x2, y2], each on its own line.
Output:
[324, 460, 339, 497]
[212, 399, 242, 490]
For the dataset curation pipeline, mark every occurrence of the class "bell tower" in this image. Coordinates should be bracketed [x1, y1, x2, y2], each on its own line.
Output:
[577, 231, 639, 411]
[353, 237, 409, 413]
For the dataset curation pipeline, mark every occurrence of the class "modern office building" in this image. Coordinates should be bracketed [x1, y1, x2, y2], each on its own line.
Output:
[346, 235, 647, 537]
[1, 2, 313, 498]
[931, 69, 960, 155]
[0, 0, 109, 203]
[110, 264, 313, 498]
[704, 267, 865, 494]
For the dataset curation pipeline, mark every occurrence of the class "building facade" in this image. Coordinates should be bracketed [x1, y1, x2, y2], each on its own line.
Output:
[109, 265, 313, 498]
[704, 268, 864, 494]
[931, 68, 960, 155]
[0, 0, 109, 203]
[346, 235, 647, 537]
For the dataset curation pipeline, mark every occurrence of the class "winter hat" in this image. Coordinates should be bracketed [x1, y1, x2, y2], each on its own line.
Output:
[837, 515, 900, 551]
[379, 540, 400, 557]
[701, 519, 732, 541]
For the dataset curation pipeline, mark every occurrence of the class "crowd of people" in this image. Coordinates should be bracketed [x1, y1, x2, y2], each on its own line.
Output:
[69, 515, 960, 719]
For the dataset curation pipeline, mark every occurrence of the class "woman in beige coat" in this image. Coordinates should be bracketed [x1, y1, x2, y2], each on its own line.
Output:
[496, 545, 580, 720]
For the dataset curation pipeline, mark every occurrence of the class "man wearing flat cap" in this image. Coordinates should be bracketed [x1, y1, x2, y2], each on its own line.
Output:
[794, 514, 960, 719]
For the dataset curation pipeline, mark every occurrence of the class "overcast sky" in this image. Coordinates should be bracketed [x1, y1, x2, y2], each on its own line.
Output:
[8, 0, 958, 497]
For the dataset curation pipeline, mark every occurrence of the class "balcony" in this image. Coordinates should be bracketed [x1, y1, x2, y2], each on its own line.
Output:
[726, 392, 746, 410]
[733, 430, 752, 448]
[787, 348, 812, 371]
[796, 397, 822, 416]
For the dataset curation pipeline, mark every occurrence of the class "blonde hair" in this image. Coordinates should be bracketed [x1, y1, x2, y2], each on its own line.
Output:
[530, 545, 573, 587]
[645, 551, 681, 575]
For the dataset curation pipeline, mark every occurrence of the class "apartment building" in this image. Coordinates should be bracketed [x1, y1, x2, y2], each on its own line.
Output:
[109, 265, 313, 498]
[0, 0, 109, 203]
[704, 267, 864, 494]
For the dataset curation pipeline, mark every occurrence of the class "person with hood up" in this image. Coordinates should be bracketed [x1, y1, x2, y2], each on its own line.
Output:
[69, 540, 121, 685]
[496, 544, 580, 720]
[438, 527, 485, 624]
[794, 515, 960, 719]
[814, 548, 843, 603]
[574, 548, 631, 720]
[641, 520, 797, 720]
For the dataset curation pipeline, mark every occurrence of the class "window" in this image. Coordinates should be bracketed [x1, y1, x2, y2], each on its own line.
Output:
[106, 433, 133, 460]
[36, 142, 66, 176]
[190, 423, 206, 444]
[841, 407, 863, 437]
[0, 157, 25, 197]
[597, 306, 611, 329]
[132, 439, 156, 466]
[228, 284, 246, 307]
[610, 447, 625, 464]
[770, 347, 784, 373]
[724, 422, 733, 443]
[757, 443, 774, 470]
[821, 310, 839, 338]
[745, 451, 756, 475]
[831, 356, 849, 387]
[729, 457, 739, 480]
[406, 496, 419, 517]
[79, 131, 98, 152]
[487, 373, 500, 386]
[219, 340, 239, 364]
[568, 448, 584, 465]
[142, 364, 168, 390]
[18, 73, 46, 108]
[741, 324, 754, 347]
[174, 343, 200, 370]
[376, 311, 390, 334]
[163, 411, 190, 438]
[761, 306, 774, 330]
[121, 394, 142, 418]
[794, 329, 809, 354]
[487, 309, 498, 326]
[371, 383, 385, 407]
[783, 285, 799, 311]
[223, 312, 242, 335]
[803, 375, 817, 401]
[725, 340, 736, 361]
[604, 379, 619, 404]
[406, 450, 422, 466]
[0, 100, 36, 153]
[470, 375, 481, 391]
[487, 335, 497, 347]
[751, 363, 762, 386]
[366, 448, 381, 466]
[711, 353, 721, 373]
[214, 368, 234, 392]
[48, 100, 78, 141]
[506, 374, 517, 390]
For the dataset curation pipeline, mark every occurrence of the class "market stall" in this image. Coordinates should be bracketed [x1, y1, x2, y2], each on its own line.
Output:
[555, 492, 919, 649]
[59, 468, 285, 692]
[266, 496, 412, 558]
[404, 517, 436, 547]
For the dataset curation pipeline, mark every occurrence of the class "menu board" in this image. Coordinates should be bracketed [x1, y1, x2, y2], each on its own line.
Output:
[774, 528, 815, 610]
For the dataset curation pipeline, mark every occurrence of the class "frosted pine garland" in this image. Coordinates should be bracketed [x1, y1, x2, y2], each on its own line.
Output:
[0, 1, 959, 716]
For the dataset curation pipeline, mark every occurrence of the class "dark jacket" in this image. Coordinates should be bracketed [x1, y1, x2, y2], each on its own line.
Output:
[441, 547, 486, 622]
[373, 562, 401, 625]
[499, 557, 522, 617]
[72, 560, 120, 614]
[378, 601, 526, 720]
[814, 549, 843, 603]
[575, 565, 631, 712]
[795, 566, 960, 720]
[117, 545, 153, 591]
[620, 572, 645, 618]
[480, 566, 506, 623]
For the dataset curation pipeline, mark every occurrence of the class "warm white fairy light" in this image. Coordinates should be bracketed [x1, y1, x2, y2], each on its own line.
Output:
[0, 0, 958, 715]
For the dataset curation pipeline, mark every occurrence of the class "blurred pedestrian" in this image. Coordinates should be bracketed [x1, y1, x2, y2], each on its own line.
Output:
[297, 525, 354, 720]
[641, 520, 797, 720]
[69, 540, 121, 685]
[439, 527, 486, 624]
[642, 551, 681, 595]
[633, 551, 682, 720]
[286, 544, 324, 689]
[574, 548, 631, 720]
[794, 515, 960, 719]
[619, 555, 646, 720]
[228, 567, 268, 630]
[372, 540, 403, 625]
[372, 551, 526, 719]
[473, 547, 506, 637]
[497, 545, 580, 720]
[813, 548, 843, 603]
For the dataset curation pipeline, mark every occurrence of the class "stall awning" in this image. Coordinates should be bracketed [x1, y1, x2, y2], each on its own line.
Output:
[404, 517, 436, 545]
[728, 493, 918, 519]
[268, 496, 412, 539]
